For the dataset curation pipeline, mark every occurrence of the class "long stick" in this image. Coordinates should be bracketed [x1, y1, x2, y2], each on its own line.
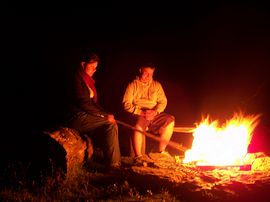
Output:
[173, 126, 194, 133]
[116, 119, 188, 152]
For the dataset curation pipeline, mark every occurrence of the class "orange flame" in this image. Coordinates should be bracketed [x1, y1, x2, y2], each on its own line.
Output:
[183, 112, 260, 166]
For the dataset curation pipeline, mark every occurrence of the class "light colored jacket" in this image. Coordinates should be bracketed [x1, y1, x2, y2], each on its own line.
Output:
[122, 77, 167, 115]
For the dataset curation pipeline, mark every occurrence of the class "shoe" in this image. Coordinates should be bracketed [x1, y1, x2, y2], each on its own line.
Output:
[148, 151, 175, 162]
[133, 154, 154, 167]
[109, 162, 121, 170]
[160, 151, 174, 158]
[104, 162, 121, 174]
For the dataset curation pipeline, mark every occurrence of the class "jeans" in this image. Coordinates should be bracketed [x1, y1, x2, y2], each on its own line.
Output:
[68, 112, 121, 166]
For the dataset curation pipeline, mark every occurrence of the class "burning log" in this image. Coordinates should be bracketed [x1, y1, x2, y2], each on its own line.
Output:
[194, 152, 270, 171]
[248, 152, 270, 171]
[183, 113, 261, 167]
[44, 127, 93, 177]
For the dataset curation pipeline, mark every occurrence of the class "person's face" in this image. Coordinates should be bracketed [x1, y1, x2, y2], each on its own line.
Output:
[140, 67, 155, 83]
[83, 61, 98, 77]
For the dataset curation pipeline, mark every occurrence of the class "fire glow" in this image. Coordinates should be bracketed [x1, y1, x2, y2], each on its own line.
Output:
[183, 113, 260, 166]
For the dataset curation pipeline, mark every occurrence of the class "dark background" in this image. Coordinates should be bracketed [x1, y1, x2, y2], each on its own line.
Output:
[2, 2, 270, 157]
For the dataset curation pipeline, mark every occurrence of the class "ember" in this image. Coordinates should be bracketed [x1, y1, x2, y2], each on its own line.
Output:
[183, 112, 260, 167]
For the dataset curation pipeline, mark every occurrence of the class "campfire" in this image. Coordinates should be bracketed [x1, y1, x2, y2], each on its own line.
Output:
[123, 112, 270, 201]
[183, 112, 261, 169]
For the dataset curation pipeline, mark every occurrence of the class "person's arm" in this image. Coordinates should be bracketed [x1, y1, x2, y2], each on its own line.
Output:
[122, 82, 141, 115]
[73, 74, 108, 117]
[154, 82, 167, 113]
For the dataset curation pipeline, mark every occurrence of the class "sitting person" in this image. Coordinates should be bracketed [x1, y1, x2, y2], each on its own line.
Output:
[122, 63, 175, 162]
[66, 50, 121, 171]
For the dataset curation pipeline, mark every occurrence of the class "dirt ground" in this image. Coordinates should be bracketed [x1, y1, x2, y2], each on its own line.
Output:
[88, 152, 270, 202]
[1, 131, 270, 201]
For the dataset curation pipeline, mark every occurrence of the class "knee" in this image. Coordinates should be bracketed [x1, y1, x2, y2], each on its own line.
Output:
[170, 115, 175, 122]
[169, 119, 175, 127]
[108, 122, 118, 132]
[112, 122, 118, 130]
[135, 124, 143, 130]
[168, 115, 175, 127]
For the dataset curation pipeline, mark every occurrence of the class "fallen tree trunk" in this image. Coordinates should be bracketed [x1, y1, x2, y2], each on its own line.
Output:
[44, 127, 93, 177]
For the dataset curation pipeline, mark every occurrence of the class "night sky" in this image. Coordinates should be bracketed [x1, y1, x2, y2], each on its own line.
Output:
[2, 3, 270, 154]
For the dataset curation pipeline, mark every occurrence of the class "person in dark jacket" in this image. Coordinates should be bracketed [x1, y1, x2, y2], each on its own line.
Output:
[67, 51, 121, 170]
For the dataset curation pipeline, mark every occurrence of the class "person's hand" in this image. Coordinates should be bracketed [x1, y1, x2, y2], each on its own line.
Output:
[145, 110, 158, 121]
[107, 114, 116, 123]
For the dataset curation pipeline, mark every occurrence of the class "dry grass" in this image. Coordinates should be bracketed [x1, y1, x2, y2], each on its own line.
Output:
[0, 162, 177, 202]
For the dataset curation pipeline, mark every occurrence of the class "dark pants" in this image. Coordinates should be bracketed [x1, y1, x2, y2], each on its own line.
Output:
[67, 112, 121, 166]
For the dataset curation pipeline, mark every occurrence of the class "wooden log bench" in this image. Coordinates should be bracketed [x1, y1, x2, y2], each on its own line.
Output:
[44, 127, 93, 177]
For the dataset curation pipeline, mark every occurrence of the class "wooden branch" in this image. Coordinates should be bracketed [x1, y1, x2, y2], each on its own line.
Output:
[173, 126, 194, 133]
[116, 120, 188, 152]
